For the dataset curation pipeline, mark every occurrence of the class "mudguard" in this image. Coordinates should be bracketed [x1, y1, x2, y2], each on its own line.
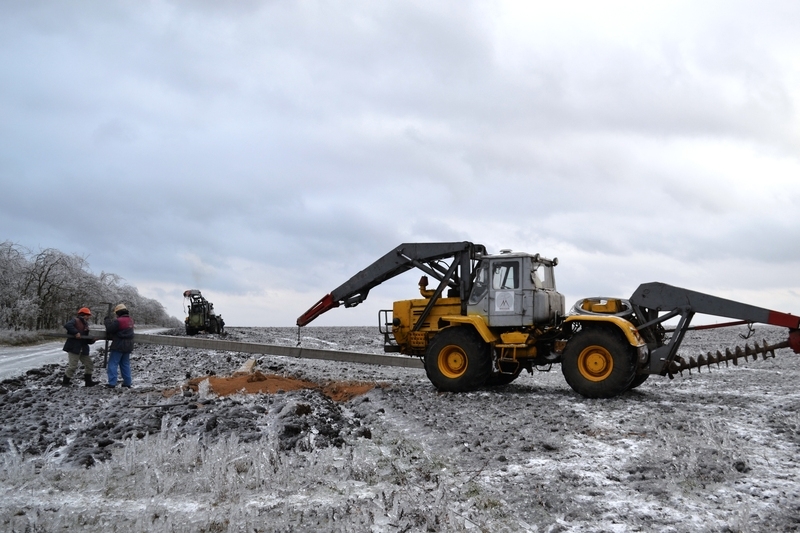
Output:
[564, 315, 647, 348]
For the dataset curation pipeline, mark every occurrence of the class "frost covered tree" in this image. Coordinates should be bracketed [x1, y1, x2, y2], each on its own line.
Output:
[0, 242, 35, 329]
[0, 241, 180, 330]
[21, 248, 89, 329]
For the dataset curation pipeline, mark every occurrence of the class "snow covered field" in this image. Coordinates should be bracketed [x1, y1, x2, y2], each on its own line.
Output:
[1, 325, 799, 532]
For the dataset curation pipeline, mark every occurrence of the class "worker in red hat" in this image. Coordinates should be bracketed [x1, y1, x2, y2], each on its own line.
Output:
[62, 307, 100, 387]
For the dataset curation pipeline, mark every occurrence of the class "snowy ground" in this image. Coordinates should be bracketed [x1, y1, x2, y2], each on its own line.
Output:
[1, 325, 799, 532]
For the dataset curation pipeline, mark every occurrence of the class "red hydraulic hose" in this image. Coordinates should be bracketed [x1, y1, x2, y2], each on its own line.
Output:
[296, 294, 338, 327]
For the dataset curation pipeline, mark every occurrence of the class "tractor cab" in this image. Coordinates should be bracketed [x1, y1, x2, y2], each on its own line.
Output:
[467, 250, 565, 327]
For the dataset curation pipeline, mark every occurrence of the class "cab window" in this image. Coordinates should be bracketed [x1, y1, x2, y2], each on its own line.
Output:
[532, 263, 555, 289]
[492, 261, 519, 290]
[468, 263, 489, 304]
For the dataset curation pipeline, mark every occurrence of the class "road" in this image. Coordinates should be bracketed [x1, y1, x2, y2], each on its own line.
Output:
[0, 328, 167, 381]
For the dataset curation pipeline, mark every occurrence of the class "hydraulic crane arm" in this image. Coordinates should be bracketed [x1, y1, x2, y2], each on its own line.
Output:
[297, 242, 487, 327]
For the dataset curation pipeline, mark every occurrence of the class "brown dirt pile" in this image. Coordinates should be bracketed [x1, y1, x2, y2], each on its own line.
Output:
[180, 371, 377, 402]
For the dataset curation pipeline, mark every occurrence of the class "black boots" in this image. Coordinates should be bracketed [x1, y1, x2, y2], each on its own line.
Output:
[61, 374, 100, 387]
[62, 375, 99, 387]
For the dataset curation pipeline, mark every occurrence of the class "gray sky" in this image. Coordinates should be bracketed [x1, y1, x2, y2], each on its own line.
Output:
[2, 1, 799, 327]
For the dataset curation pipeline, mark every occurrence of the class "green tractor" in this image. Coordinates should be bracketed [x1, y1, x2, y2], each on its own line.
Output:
[183, 289, 225, 335]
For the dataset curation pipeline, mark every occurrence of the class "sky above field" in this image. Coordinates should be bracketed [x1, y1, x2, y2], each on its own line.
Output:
[2, 1, 799, 327]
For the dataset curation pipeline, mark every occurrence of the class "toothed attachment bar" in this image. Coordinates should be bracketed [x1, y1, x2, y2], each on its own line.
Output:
[667, 338, 791, 377]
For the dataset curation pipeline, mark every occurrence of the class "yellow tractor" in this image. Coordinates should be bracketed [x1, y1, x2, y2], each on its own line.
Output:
[298, 242, 800, 398]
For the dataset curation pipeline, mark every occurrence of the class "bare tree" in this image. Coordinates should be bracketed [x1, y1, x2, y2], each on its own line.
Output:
[21, 249, 90, 329]
[0, 244, 180, 330]
[0, 242, 34, 329]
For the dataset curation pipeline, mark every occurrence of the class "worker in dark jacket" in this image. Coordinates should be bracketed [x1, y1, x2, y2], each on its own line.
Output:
[104, 303, 135, 388]
[62, 307, 99, 387]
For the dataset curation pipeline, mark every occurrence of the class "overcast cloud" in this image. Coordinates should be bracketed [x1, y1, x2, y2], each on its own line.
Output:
[1, 0, 799, 327]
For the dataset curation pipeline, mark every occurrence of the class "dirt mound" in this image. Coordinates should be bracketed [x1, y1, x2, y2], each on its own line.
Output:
[181, 370, 377, 401]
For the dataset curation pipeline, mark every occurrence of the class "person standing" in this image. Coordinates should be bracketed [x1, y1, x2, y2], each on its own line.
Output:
[62, 307, 99, 387]
[104, 303, 135, 388]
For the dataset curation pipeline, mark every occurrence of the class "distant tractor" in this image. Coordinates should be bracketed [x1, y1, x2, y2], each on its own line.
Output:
[183, 289, 225, 335]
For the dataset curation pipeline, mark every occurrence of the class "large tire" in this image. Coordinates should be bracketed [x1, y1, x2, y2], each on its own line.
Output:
[628, 373, 649, 390]
[425, 327, 492, 392]
[485, 367, 522, 387]
[561, 327, 636, 398]
[485, 372, 519, 387]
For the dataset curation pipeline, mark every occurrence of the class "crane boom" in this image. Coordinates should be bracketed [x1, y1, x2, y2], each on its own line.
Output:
[631, 282, 800, 328]
[297, 242, 487, 326]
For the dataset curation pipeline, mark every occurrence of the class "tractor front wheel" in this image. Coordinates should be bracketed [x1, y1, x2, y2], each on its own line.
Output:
[628, 373, 649, 390]
[484, 367, 522, 387]
[561, 327, 636, 398]
[425, 327, 491, 392]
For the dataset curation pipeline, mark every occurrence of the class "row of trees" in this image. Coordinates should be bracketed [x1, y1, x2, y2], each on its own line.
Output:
[0, 241, 182, 330]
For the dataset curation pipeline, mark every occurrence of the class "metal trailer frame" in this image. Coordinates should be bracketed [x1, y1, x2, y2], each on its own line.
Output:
[630, 282, 800, 375]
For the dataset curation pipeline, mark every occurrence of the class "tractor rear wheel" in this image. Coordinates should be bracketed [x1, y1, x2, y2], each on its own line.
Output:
[561, 327, 636, 398]
[425, 327, 491, 392]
